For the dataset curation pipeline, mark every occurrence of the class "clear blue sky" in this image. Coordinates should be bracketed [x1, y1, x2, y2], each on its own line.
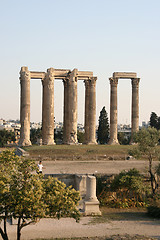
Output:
[1, 0, 160, 125]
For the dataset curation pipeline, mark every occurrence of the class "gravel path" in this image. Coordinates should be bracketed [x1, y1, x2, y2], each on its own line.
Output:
[6, 215, 160, 240]
[40, 160, 158, 175]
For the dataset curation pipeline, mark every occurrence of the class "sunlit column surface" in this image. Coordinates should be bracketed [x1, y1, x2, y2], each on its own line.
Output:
[67, 69, 78, 144]
[130, 78, 140, 143]
[84, 79, 90, 144]
[108, 77, 119, 145]
[19, 66, 32, 146]
[42, 68, 55, 145]
[87, 77, 97, 144]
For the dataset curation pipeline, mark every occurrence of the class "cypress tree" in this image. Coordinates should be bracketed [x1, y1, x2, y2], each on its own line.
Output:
[97, 106, 109, 144]
[150, 112, 158, 129]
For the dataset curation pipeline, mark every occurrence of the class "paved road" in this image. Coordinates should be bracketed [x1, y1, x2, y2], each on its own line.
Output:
[39, 160, 158, 175]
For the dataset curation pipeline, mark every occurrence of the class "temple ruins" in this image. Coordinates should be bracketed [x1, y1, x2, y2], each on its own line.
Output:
[19, 67, 140, 146]
[108, 72, 140, 144]
[19, 66, 97, 146]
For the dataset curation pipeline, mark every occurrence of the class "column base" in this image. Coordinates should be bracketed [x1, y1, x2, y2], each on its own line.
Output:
[65, 141, 78, 145]
[42, 139, 55, 145]
[108, 138, 119, 145]
[85, 141, 97, 145]
[19, 139, 32, 146]
[83, 200, 101, 216]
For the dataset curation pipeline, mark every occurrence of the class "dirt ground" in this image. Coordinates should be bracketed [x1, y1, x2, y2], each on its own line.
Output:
[1, 154, 160, 240]
[6, 208, 160, 240]
[39, 159, 158, 175]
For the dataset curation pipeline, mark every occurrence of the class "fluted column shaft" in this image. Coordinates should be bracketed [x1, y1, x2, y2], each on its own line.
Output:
[42, 68, 55, 145]
[19, 67, 32, 146]
[67, 69, 78, 144]
[63, 78, 69, 144]
[88, 77, 97, 144]
[131, 78, 140, 137]
[84, 80, 90, 144]
[108, 77, 119, 145]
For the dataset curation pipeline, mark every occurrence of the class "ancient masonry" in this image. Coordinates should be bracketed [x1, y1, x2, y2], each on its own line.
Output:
[19, 68, 140, 146]
[19, 67, 97, 146]
[108, 72, 140, 145]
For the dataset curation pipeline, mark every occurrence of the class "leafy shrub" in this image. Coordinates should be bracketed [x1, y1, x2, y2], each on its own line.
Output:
[97, 168, 150, 208]
[147, 192, 160, 218]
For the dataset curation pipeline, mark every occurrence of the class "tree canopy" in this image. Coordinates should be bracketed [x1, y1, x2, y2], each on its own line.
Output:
[129, 127, 160, 195]
[97, 106, 109, 144]
[0, 150, 80, 240]
[0, 129, 15, 147]
[150, 112, 160, 130]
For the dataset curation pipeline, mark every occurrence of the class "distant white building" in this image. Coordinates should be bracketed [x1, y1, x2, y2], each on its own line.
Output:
[30, 122, 42, 129]
[77, 123, 84, 133]
[0, 119, 4, 125]
[142, 121, 149, 128]
[117, 124, 132, 138]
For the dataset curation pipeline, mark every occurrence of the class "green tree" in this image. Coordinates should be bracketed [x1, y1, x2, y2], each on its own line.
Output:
[43, 177, 80, 220]
[77, 131, 85, 144]
[0, 150, 80, 240]
[150, 112, 158, 129]
[97, 106, 109, 144]
[129, 127, 160, 195]
[157, 117, 160, 130]
[30, 128, 42, 144]
[0, 129, 15, 147]
[0, 150, 20, 240]
[54, 129, 63, 144]
[118, 132, 130, 145]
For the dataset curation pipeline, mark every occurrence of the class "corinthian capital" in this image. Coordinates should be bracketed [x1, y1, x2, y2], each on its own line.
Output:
[43, 68, 55, 87]
[20, 67, 30, 81]
[46, 68, 54, 81]
[89, 77, 97, 86]
[109, 77, 118, 85]
[84, 79, 90, 88]
[131, 78, 140, 86]
[68, 69, 78, 83]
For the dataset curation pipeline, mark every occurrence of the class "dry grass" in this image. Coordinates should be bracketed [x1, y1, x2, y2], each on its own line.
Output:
[33, 237, 157, 240]
[23, 145, 134, 161]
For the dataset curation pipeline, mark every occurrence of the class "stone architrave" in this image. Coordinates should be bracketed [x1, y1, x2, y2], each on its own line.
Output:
[19, 66, 97, 146]
[67, 69, 78, 144]
[19, 67, 32, 146]
[108, 77, 119, 145]
[87, 77, 97, 144]
[84, 80, 90, 144]
[130, 78, 140, 141]
[42, 68, 55, 145]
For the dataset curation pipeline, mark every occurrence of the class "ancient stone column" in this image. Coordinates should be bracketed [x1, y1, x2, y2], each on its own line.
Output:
[42, 68, 55, 145]
[131, 78, 140, 141]
[108, 77, 119, 145]
[86, 175, 98, 201]
[63, 77, 69, 144]
[87, 77, 97, 144]
[83, 175, 101, 216]
[19, 66, 32, 146]
[84, 79, 90, 144]
[67, 69, 78, 144]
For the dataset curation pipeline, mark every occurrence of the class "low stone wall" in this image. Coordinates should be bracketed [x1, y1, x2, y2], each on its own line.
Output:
[15, 147, 29, 157]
